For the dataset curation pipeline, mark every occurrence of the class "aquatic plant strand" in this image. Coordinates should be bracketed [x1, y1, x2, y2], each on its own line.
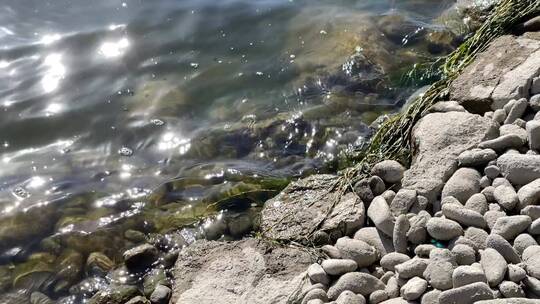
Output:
[343, 0, 540, 187]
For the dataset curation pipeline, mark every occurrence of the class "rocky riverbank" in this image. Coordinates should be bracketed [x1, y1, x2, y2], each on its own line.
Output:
[169, 15, 540, 304]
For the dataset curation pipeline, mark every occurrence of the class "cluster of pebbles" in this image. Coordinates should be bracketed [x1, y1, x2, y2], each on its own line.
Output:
[300, 94, 540, 303]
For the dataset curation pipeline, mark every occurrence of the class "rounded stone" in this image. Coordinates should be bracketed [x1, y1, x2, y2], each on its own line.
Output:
[426, 217, 463, 241]
[335, 237, 377, 268]
[321, 259, 357, 276]
[371, 160, 405, 184]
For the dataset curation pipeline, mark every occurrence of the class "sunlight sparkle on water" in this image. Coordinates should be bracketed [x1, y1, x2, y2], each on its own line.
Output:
[42, 53, 66, 93]
[40, 34, 61, 45]
[0, 60, 9, 68]
[99, 38, 130, 58]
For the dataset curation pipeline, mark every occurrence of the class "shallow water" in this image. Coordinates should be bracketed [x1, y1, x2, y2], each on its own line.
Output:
[0, 0, 457, 301]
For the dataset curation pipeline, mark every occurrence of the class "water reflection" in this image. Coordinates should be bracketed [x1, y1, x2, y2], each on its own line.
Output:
[42, 53, 65, 93]
[0, 0, 460, 301]
[99, 38, 130, 58]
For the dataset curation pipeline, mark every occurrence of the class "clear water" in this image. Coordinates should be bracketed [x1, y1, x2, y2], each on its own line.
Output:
[0, 0, 456, 301]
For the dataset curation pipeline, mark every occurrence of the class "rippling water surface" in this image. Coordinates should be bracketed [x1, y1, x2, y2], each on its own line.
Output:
[0, 0, 457, 301]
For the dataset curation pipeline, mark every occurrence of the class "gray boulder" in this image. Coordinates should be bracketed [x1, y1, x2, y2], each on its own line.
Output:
[171, 239, 314, 304]
[449, 35, 540, 111]
[390, 189, 417, 217]
[400, 277, 427, 301]
[354, 227, 394, 257]
[452, 264, 488, 288]
[402, 112, 497, 202]
[261, 175, 365, 243]
[485, 234, 521, 264]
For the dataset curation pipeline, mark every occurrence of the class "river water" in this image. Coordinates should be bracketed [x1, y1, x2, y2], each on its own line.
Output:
[0, 0, 457, 302]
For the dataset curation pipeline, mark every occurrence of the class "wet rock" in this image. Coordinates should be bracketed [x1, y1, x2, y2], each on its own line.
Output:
[498, 281, 525, 298]
[517, 178, 540, 209]
[380, 253, 410, 272]
[123, 244, 159, 271]
[171, 239, 314, 303]
[335, 237, 377, 268]
[442, 168, 482, 204]
[492, 215, 532, 241]
[30, 292, 54, 304]
[453, 264, 487, 288]
[480, 248, 507, 287]
[354, 227, 394, 257]
[125, 296, 151, 304]
[485, 234, 520, 264]
[442, 202, 486, 228]
[458, 148, 497, 167]
[143, 268, 168, 297]
[427, 217, 463, 241]
[367, 196, 395, 237]
[439, 282, 494, 304]
[493, 185, 518, 210]
[390, 189, 417, 217]
[262, 175, 365, 243]
[308, 263, 329, 285]
[395, 258, 429, 279]
[424, 260, 454, 290]
[327, 272, 385, 299]
[393, 215, 410, 254]
[321, 259, 357, 276]
[371, 160, 405, 184]
[149, 284, 171, 304]
[523, 246, 540, 280]
[452, 244, 476, 265]
[400, 277, 427, 301]
[88, 285, 140, 304]
[86, 252, 114, 277]
[497, 153, 540, 185]
[402, 112, 497, 202]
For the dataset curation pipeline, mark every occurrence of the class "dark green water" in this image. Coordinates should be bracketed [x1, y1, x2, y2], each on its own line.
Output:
[0, 0, 459, 302]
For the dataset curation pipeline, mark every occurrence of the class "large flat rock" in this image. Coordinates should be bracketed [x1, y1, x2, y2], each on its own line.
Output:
[402, 112, 497, 202]
[171, 239, 314, 304]
[260, 174, 365, 243]
[450, 34, 540, 112]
